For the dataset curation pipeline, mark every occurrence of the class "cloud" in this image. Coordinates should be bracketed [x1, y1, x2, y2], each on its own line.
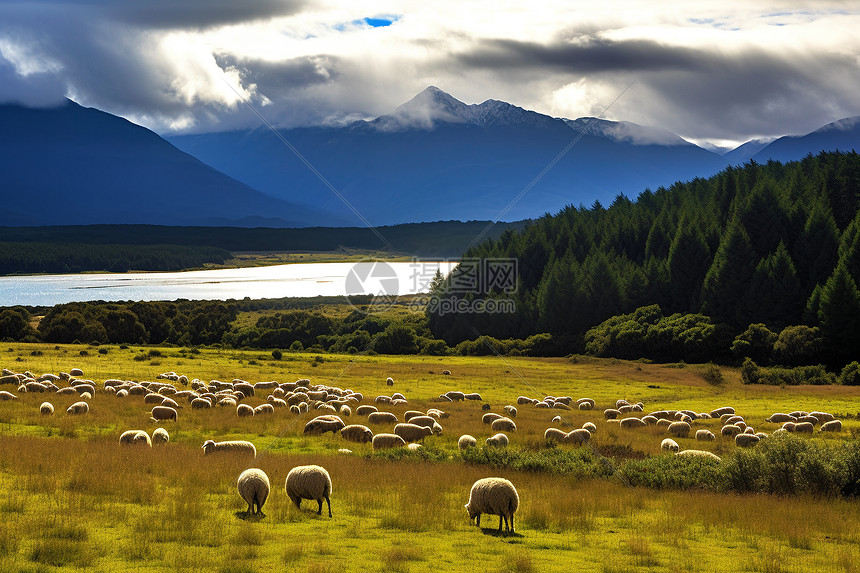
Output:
[0, 1, 857, 144]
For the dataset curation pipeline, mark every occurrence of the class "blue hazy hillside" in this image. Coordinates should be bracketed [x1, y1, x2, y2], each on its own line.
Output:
[169, 87, 727, 225]
[749, 116, 860, 164]
[0, 100, 341, 227]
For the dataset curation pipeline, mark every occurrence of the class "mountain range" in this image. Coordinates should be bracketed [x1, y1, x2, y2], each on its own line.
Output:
[1, 87, 858, 227]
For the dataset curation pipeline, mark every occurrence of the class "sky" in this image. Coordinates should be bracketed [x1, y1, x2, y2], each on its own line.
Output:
[0, 1, 858, 147]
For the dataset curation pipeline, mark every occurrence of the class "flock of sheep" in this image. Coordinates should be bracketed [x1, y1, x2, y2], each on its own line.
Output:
[1, 365, 849, 533]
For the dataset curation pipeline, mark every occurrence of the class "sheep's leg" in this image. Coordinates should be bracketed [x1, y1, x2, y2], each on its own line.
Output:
[316, 498, 323, 515]
[325, 495, 332, 518]
[476, 514, 481, 528]
[510, 514, 514, 533]
[498, 515, 504, 531]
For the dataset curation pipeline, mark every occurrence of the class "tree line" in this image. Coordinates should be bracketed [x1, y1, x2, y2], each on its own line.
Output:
[428, 151, 860, 367]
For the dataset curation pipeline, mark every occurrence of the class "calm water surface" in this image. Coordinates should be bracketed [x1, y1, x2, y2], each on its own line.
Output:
[0, 261, 458, 306]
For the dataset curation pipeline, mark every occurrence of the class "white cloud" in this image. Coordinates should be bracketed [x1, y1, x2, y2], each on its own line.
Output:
[0, 1, 857, 144]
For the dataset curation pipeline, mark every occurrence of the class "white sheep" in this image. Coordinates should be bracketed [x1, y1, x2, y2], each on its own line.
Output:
[356, 405, 378, 416]
[0, 391, 19, 401]
[485, 433, 509, 448]
[465, 477, 519, 533]
[191, 397, 211, 409]
[304, 415, 345, 435]
[394, 423, 433, 442]
[458, 435, 477, 450]
[372, 433, 406, 450]
[201, 440, 256, 457]
[735, 434, 760, 448]
[237, 403, 255, 417]
[544, 428, 567, 443]
[820, 420, 843, 432]
[503, 405, 517, 418]
[619, 417, 646, 428]
[676, 449, 721, 461]
[150, 406, 177, 422]
[254, 404, 275, 416]
[766, 413, 796, 423]
[152, 427, 169, 445]
[565, 429, 591, 444]
[695, 429, 715, 441]
[340, 424, 373, 443]
[721, 424, 742, 437]
[238, 468, 270, 516]
[661, 438, 680, 453]
[367, 411, 398, 425]
[491, 417, 517, 432]
[794, 421, 814, 433]
[604, 408, 620, 419]
[667, 421, 691, 438]
[285, 465, 332, 517]
[66, 401, 89, 415]
[482, 412, 503, 425]
[119, 430, 151, 447]
[582, 422, 597, 433]
[39, 402, 54, 415]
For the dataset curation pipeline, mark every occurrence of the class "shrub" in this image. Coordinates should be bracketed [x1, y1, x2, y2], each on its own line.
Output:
[700, 362, 724, 386]
[271, 349, 283, 360]
[773, 325, 824, 366]
[289, 340, 304, 352]
[731, 323, 777, 365]
[740, 357, 762, 384]
[839, 361, 860, 386]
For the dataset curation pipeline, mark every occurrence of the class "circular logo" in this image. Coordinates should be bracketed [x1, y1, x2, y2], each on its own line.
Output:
[344, 261, 399, 314]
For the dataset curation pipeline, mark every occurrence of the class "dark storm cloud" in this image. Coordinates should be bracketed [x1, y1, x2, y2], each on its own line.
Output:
[457, 36, 860, 140]
[5, 0, 307, 31]
[215, 54, 340, 92]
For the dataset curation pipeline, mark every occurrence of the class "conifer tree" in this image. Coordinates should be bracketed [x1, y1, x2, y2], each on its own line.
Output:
[817, 262, 860, 365]
[700, 218, 756, 326]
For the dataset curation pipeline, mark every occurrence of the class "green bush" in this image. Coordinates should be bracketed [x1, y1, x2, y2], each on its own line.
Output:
[839, 361, 860, 386]
[621, 454, 722, 490]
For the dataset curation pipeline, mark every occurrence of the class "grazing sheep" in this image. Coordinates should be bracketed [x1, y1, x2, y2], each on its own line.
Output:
[202, 440, 256, 457]
[191, 397, 211, 409]
[465, 477, 519, 533]
[386, 377, 394, 386]
[356, 405, 378, 416]
[69, 368, 84, 377]
[394, 423, 433, 442]
[119, 430, 151, 447]
[481, 403, 491, 411]
[661, 438, 680, 453]
[667, 421, 691, 438]
[427, 408, 449, 419]
[445, 391, 466, 402]
[582, 422, 597, 433]
[340, 424, 373, 443]
[619, 417, 646, 429]
[794, 421, 814, 433]
[237, 404, 255, 417]
[721, 424, 742, 437]
[516, 396, 533, 405]
[151, 406, 177, 422]
[372, 433, 406, 451]
[39, 401, 54, 415]
[404, 410, 424, 422]
[482, 413, 503, 425]
[458, 435, 477, 450]
[0, 391, 18, 401]
[642, 415, 659, 425]
[485, 433, 509, 448]
[724, 415, 745, 426]
[656, 419, 671, 429]
[604, 409, 620, 420]
[676, 449, 721, 461]
[408, 415, 438, 429]
[254, 404, 275, 416]
[304, 415, 346, 435]
[152, 427, 169, 445]
[766, 413, 796, 423]
[367, 411, 398, 425]
[565, 429, 591, 444]
[576, 397, 595, 409]
[810, 411, 835, 423]
[285, 465, 333, 517]
[442, 370, 451, 375]
[465, 393, 483, 401]
[735, 434, 760, 448]
[238, 468, 270, 516]
[491, 417, 517, 432]
[503, 405, 518, 418]
[796, 415, 819, 426]
[820, 420, 843, 432]
[268, 397, 287, 409]
[782, 421, 797, 432]
[544, 428, 567, 443]
[709, 406, 734, 418]
[695, 429, 715, 441]
[66, 401, 89, 415]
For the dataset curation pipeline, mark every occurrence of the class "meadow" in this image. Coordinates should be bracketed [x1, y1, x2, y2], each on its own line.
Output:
[0, 343, 858, 573]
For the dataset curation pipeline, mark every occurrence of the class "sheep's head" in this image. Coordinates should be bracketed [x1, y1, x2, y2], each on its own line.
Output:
[465, 501, 479, 520]
[201, 440, 215, 453]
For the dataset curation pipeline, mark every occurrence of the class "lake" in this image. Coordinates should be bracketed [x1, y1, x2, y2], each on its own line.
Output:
[0, 261, 458, 307]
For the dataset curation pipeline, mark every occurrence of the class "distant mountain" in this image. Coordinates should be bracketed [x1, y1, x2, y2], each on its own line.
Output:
[750, 116, 860, 164]
[169, 86, 726, 224]
[722, 138, 774, 165]
[0, 100, 341, 227]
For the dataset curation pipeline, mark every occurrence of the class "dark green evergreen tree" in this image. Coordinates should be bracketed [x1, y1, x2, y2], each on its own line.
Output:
[700, 218, 757, 326]
[667, 218, 712, 313]
[741, 242, 804, 328]
[817, 262, 860, 365]
[793, 200, 839, 292]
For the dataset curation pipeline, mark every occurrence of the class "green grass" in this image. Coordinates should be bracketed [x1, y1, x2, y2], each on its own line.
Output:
[0, 343, 857, 572]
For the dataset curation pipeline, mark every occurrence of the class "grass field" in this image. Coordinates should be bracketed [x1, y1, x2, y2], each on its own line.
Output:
[0, 343, 858, 572]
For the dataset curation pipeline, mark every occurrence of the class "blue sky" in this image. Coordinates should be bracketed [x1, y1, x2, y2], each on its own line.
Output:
[0, 1, 858, 146]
